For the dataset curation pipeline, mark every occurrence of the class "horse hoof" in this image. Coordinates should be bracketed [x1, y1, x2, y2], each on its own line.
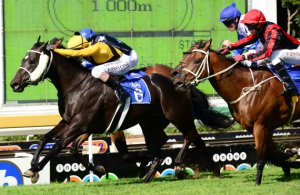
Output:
[23, 169, 35, 178]
[213, 169, 221, 178]
[143, 173, 154, 183]
[94, 165, 106, 175]
[174, 166, 185, 180]
[23, 170, 39, 183]
[31, 172, 40, 183]
[282, 166, 290, 177]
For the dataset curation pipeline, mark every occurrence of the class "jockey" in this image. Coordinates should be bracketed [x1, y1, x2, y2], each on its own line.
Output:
[53, 35, 132, 104]
[219, 2, 262, 58]
[77, 28, 138, 71]
[219, 9, 300, 95]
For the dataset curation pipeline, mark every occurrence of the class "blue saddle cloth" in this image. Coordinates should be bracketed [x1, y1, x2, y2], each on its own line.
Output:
[119, 77, 151, 104]
[268, 64, 300, 94]
[124, 69, 147, 79]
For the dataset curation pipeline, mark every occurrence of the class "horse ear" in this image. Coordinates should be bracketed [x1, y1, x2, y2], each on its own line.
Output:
[37, 35, 41, 43]
[56, 38, 63, 47]
[208, 38, 212, 45]
[203, 39, 212, 51]
[197, 40, 203, 48]
[59, 37, 64, 44]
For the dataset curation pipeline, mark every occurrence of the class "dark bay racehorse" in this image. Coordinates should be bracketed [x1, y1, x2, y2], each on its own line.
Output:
[171, 39, 300, 185]
[45, 38, 233, 179]
[10, 38, 233, 183]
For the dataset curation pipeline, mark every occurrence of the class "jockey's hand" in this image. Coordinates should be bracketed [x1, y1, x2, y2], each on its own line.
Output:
[217, 46, 231, 55]
[233, 55, 245, 62]
[46, 45, 55, 50]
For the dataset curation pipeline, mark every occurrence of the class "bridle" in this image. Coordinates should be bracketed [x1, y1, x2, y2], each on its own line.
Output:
[181, 49, 238, 85]
[19, 49, 53, 83]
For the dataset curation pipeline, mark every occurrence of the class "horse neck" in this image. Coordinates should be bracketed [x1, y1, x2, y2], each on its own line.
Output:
[48, 53, 88, 95]
[208, 52, 249, 102]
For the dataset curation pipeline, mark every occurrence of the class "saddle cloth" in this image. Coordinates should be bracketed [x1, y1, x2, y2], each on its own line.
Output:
[119, 77, 151, 104]
[268, 64, 300, 94]
[124, 69, 147, 79]
[105, 71, 150, 134]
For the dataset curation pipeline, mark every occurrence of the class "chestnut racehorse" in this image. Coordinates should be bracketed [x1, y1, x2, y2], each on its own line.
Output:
[171, 39, 300, 185]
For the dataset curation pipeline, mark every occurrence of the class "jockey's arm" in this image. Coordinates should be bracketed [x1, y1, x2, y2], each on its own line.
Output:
[230, 34, 258, 50]
[246, 30, 280, 61]
[54, 45, 98, 58]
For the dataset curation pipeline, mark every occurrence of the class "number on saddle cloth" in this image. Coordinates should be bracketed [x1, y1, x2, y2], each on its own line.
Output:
[268, 63, 300, 94]
[119, 77, 151, 104]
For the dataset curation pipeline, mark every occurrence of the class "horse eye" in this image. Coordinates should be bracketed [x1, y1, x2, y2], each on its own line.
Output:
[195, 59, 201, 64]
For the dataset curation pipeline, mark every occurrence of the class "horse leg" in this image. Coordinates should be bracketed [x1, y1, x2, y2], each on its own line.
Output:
[173, 138, 192, 179]
[253, 124, 273, 186]
[70, 133, 105, 176]
[24, 122, 86, 183]
[30, 120, 67, 168]
[139, 119, 169, 183]
[110, 130, 135, 163]
[269, 148, 291, 177]
[188, 129, 220, 177]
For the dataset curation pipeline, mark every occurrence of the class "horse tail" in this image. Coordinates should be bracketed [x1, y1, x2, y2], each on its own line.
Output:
[190, 87, 234, 129]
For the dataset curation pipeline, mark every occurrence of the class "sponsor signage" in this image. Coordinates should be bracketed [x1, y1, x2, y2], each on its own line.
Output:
[0, 157, 50, 186]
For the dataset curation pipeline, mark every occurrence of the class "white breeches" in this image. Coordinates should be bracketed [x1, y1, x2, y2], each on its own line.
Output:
[269, 45, 300, 65]
[91, 50, 138, 78]
[129, 50, 138, 68]
[242, 45, 300, 67]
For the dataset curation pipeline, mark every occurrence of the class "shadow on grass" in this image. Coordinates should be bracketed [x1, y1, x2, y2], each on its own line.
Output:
[276, 172, 300, 182]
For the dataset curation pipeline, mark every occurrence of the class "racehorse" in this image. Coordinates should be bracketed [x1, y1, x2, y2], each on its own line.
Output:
[44, 38, 234, 179]
[171, 39, 300, 185]
[10, 37, 233, 183]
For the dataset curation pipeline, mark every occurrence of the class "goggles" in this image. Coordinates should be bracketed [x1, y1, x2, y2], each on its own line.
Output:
[222, 19, 235, 27]
[245, 24, 257, 30]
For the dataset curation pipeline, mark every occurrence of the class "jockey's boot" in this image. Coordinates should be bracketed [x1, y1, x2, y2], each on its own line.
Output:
[273, 59, 297, 96]
[106, 76, 130, 104]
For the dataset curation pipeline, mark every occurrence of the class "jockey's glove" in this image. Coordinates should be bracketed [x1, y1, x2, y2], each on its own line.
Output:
[217, 46, 231, 55]
[233, 55, 246, 62]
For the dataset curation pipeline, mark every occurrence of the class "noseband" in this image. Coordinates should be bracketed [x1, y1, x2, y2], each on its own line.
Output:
[182, 49, 210, 85]
[181, 49, 238, 85]
[19, 49, 53, 83]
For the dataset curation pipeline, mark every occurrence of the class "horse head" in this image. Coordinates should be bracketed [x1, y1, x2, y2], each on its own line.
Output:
[10, 36, 50, 92]
[172, 39, 212, 92]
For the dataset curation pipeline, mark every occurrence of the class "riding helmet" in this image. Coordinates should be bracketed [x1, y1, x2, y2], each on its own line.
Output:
[219, 2, 241, 22]
[79, 28, 97, 40]
[67, 35, 89, 49]
[240, 9, 266, 24]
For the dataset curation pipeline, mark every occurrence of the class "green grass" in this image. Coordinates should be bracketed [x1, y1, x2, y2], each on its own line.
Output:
[2, 166, 300, 195]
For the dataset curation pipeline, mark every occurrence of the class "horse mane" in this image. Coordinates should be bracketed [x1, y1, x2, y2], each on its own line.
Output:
[47, 37, 89, 72]
[32, 42, 46, 49]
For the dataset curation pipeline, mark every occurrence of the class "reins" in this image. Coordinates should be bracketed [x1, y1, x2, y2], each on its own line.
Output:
[182, 49, 239, 85]
[182, 44, 298, 124]
[61, 73, 88, 99]
[22, 49, 89, 99]
[183, 49, 278, 104]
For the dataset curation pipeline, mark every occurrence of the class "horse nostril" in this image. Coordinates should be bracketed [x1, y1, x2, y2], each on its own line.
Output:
[171, 71, 179, 79]
[175, 81, 184, 88]
[10, 82, 19, 90]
